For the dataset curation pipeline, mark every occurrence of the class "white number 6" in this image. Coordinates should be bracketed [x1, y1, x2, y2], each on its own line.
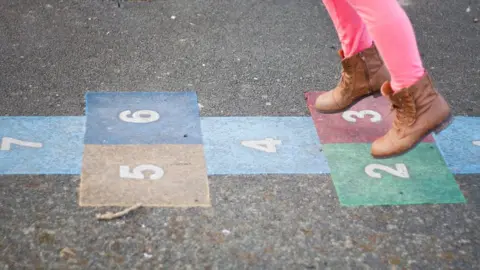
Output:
[365, 163, 409, 179]
[119, 165, 164, 180]
[119, 110, 159, 123]
[342, 110, 382, 123]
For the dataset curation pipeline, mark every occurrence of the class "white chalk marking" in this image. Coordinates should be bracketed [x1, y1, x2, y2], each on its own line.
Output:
[1, 137, 43, 151]
[120, 165, 164, 180]
[119, 110, 159, 123]
[365, 163, 410, 179]
[241, 138, 281, 153]
[342, 110, 382, 123]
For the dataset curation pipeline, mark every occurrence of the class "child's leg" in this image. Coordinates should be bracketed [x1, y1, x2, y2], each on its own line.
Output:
[345, 0, 425, 91]
[322, 0, 373, 57]
[315, 0, 390, 113]
[342, 0, 452, 158]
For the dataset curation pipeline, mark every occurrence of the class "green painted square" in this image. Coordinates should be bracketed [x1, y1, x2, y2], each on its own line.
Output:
[323, 143, 466, 206]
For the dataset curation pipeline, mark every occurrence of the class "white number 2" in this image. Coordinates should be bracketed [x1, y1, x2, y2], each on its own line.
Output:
[119, 110, 159, 123]
[241, 138, 281, 153]
[365, 163, 409, 179]
[0, 137, 43, 151]
[119, 165, 164, 180]
[342, 110, 382, 123]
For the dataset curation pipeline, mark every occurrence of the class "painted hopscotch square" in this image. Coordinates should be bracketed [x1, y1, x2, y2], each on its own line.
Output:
[0, 117, 85, 174]
[201, 116, 330, 175]
[433, 116, 480, 174]
[84, 92, 202, 145]
[79, 144, 210, 207]
[322, 143, 465, 206]
[304, 91, 434, 144]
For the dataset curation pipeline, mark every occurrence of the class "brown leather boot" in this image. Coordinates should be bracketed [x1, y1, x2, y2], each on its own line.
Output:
[371, 72, 452, 158]
[315, 43, 390, 113]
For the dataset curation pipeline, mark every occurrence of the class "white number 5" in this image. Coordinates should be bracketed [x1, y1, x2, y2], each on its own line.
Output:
[365, 163, 409, 179]
[119, 110, 159, 123]
[120, 165, 164, 180]
[342, 110, 382, 123]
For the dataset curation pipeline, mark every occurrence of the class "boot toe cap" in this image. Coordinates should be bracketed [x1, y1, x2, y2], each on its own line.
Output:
[371, 136, 397, 158]
[314, 92, 340, 111]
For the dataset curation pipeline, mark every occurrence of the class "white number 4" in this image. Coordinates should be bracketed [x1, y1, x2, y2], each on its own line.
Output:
[241, 138, 281, 153]
[119, 165, 164, 180]
[1, 137, 43, 151]
[365, 163, 409, 179]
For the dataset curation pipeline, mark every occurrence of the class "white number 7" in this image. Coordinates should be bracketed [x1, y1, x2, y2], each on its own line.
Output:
[1, 137, 43, 151]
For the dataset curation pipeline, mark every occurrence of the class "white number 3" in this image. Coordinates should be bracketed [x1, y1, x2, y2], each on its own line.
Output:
[342, 110, 382, 123]
[119, 110, 159, 123]
[365, 163, 409, 179]
[120, 165, 164, 180]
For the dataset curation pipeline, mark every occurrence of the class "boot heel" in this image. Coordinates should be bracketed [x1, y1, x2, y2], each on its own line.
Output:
[434, 114, 453, 134]
[372, 91, 382, 98]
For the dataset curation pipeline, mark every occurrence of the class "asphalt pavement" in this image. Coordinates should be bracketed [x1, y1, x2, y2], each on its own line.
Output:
[1, 0, 479, 269]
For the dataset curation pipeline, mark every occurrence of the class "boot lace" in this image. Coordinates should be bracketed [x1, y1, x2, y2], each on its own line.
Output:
[390, 92, 416, 129]
[339, 63, 353, 95]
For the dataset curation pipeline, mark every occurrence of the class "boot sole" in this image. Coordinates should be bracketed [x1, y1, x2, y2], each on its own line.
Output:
[371, 113, 453, 159]
[313, 90, 382, 114]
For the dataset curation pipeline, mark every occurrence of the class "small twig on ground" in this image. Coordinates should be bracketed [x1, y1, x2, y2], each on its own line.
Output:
[95, 203, 142, 220]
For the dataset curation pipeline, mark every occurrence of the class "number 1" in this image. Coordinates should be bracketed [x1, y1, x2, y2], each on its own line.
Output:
[1, 137, 43, 151]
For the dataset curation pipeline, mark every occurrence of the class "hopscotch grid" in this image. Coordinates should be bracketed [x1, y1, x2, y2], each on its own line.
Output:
[0, 115, 478, 175]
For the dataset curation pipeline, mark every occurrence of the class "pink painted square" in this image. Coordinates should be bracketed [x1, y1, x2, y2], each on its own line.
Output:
[304, 91, 435, 144]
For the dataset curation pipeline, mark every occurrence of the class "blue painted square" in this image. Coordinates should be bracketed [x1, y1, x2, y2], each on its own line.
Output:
[433, 116, 480, 174]
[0, 117, 85, 175]
[201, 116, 330, 175]
[84, 92, 202, 145]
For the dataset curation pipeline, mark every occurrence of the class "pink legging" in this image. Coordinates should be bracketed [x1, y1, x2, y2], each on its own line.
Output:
[323, 0, 425, 91]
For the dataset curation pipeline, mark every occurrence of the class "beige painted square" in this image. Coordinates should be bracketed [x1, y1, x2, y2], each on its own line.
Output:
[79, 144, 210, 207]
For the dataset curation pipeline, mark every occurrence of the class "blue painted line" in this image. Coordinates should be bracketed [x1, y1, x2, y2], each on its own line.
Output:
[433, 116, 480, 174]
[0, 116, 85, 175]
[201, 116, 330, 175]
[0, 115, 478, 176]
[84, 91, 203, 145]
